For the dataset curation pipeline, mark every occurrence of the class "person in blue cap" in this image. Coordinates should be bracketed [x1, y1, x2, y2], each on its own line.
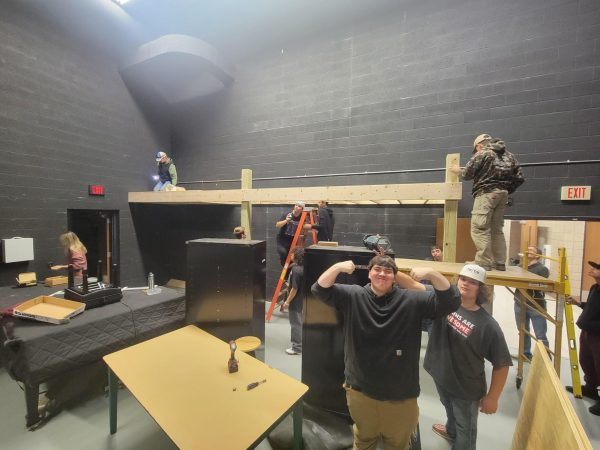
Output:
[153, 151, 178, 191]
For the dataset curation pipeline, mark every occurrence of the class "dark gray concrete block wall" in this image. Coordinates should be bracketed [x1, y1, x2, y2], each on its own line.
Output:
[173, 0, 600, 291]
[0, 3, 167, 286]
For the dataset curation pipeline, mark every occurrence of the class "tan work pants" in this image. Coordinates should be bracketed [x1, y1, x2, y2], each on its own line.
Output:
[344, 384, 419, 450]
[470, 190, 508, 267]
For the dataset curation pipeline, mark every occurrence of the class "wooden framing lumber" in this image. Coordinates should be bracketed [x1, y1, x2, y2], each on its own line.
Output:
[241, 169, 252, 239]
[128, 182, 462, 205]
[442, 153, 459, 263]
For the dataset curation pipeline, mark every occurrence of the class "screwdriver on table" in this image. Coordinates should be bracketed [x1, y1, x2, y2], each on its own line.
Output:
[247, 379, 267, 390]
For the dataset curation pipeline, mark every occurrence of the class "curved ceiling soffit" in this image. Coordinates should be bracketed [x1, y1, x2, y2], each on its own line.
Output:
[120, 34, 235, 105]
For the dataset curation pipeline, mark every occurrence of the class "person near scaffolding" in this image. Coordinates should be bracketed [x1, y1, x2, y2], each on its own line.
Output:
[280, 247, 305, 355]
[513, 246, 550, 360]
[426, 264, 512, 449]
[275, 201, 307, 266]
[566, 260, 600, 416]
[312, 255, 460, 449]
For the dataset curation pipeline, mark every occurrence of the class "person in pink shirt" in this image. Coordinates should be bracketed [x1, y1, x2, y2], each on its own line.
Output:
[50, 231, 88, 281]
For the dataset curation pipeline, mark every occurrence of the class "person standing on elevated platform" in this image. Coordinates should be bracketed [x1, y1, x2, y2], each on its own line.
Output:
[426, 264, 512, 449]
[312, 255, 460, 450]
[450, 134, 524, 271]
[567, 261, 600, 415]
[153, 151, 178, 192]
[513, 246, 550, 360]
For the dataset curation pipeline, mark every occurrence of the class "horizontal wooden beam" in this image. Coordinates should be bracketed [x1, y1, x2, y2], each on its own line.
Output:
[128, 182, 462, 205]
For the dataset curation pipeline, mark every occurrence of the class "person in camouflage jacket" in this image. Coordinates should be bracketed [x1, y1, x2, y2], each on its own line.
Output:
[451, 134, 524, 271]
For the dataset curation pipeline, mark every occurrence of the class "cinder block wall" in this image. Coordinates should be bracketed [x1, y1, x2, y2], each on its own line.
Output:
[0, 3, 167, 286]
[173, 0, 600, 292]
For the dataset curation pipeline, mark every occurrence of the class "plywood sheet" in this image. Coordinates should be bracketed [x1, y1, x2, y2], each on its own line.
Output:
[511, 341, 592, 450]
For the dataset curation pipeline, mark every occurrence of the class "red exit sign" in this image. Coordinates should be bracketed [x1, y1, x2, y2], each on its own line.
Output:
[561, 185, 591, 201]
[88, 184, 105, 196]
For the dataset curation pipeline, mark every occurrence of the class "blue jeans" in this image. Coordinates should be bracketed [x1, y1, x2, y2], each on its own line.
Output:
[435, 381, 479, 450]
[153, 181, 171, 191]
[514, 301, 549, 359]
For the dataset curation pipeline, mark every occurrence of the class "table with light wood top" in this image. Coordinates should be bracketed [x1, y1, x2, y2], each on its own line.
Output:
[103, 325, 308, 450]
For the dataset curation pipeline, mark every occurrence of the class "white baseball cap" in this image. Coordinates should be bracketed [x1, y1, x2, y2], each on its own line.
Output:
[459, 264, 486, 283]
[155, 151, 167, 161]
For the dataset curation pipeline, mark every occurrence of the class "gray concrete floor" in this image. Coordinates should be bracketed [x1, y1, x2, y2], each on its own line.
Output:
[1, 306, 599, 449]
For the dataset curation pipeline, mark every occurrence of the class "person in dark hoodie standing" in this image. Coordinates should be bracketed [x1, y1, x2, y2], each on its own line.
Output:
[311, 255, 461, 450]
[450, 134, 524, 271]
[312, 200, 335, 242]
[566, 260, 600, 416]
[153, 151, 178, 191]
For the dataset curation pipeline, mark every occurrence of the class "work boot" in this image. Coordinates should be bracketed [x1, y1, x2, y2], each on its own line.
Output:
[566, 385, 600, 400]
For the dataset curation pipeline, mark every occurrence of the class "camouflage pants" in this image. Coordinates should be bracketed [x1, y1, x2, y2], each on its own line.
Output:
[470, 190, 508, 268]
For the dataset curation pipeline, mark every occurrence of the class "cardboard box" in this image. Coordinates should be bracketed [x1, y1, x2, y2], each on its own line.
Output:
[16, 272, 37, 287]
[13, 296, 85, 324]
[44, 276, 68, 287]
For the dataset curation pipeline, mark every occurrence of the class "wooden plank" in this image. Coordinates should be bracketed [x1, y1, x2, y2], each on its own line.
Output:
[511, 341, 592, 450]
[129, 182, 462, 204]
[436, 218, 477, 263]
[443, 153, 459, 263]
[241, 169, 252, 240]
[394, 258, 558, 291]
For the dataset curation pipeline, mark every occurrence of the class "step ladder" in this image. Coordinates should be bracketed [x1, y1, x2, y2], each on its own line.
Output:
[265, 208, 317, 322]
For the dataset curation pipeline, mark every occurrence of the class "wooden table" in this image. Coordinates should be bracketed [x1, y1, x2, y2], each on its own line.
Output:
[103, 325, 308, 449]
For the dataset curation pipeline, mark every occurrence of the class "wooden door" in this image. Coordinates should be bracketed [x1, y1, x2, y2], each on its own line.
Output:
[582, 222, 600, 292]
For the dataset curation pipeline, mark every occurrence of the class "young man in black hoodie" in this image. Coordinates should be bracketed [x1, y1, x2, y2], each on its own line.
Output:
[315, 201, 335, 241]
[450, 134, 524, 271]
[312, 255, 460, 450]
[567, 260, 600, 415]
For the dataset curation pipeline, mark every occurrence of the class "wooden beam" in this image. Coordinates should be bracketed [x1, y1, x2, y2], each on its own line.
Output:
[241, 169, 252, 240]
[128, 182, 462, 204]
[442, 153, 459, 263]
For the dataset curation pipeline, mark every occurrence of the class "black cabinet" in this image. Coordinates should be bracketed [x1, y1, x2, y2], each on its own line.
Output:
[186, 239, 266, 344]
[302, 245, 394, 417]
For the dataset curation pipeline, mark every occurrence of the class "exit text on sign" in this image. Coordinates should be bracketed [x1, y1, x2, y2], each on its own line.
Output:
[561, 186, 591, 201]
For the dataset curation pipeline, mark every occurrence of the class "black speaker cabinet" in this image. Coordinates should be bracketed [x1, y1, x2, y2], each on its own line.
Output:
[186, 239, 266, 344]
[302, 245, 394, 417]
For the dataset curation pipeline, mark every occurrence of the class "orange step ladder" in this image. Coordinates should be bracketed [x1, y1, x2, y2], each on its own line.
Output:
[265, 208, 318, 322]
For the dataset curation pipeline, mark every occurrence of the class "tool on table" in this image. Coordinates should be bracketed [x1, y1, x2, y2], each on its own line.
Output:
[228, 340, 239, 373]
[247, 379, 267, 390]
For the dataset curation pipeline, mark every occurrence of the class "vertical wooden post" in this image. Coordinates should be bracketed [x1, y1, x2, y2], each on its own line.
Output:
[241, 169, 252, 239]
[443, 153, 459, 263]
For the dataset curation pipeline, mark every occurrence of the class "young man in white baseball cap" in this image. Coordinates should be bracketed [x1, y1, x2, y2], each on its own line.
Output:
[425, 264, 512, 449]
